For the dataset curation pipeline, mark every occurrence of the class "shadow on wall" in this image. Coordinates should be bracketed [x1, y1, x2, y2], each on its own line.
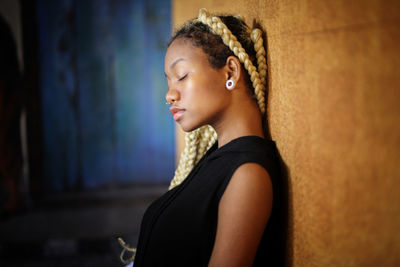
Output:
[279, 155, 292, 267]
[263, 24, 291, 267]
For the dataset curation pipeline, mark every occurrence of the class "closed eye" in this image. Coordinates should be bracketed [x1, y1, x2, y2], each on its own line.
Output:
[178, 74, 188, 81]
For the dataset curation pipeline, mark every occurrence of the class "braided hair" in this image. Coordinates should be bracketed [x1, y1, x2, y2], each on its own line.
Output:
[169, 8, 268, 189]
[118, 9, 268, 264]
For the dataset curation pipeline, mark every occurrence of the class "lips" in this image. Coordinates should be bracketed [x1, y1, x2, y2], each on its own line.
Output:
[169, 106, 186, 121]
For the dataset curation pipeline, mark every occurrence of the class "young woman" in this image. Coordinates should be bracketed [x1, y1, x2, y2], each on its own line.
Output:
[121, 8, 284, 267]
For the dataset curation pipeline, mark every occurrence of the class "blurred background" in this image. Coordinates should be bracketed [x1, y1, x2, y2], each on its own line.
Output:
[2, 0, 400, 266]
[0, 0, 174, 266]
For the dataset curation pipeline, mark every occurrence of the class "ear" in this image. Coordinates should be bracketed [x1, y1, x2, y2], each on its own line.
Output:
[224, 56, 242, 88]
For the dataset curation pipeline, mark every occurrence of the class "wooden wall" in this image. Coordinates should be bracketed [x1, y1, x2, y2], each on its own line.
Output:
[172, 0, 400, 266]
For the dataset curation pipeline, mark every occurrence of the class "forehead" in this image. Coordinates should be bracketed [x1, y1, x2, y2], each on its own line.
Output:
[165, 38, 207, 69]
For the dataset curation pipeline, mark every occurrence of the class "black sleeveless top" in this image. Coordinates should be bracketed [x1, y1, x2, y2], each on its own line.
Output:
[134, 136, 284, 267]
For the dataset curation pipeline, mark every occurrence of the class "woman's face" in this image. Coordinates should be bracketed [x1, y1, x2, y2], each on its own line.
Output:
[165, 38, 230, 132]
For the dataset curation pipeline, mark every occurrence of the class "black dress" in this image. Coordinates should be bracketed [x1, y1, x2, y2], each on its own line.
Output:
[134, 136, 284, 267]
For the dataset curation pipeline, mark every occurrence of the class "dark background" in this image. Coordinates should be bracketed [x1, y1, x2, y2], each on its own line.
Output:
[0, 0, 173, 265]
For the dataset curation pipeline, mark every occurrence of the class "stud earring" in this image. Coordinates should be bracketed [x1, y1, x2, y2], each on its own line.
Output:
[226, 79, 235, 90]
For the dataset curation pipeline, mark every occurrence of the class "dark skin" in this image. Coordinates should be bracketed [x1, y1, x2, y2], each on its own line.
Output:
[165, 38, 273, 267]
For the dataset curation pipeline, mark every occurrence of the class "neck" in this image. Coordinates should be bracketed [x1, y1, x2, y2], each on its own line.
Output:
[212, 97, 265, 148]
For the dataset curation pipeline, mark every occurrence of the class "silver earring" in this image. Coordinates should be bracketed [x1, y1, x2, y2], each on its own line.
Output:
[226, 79, 235, 90]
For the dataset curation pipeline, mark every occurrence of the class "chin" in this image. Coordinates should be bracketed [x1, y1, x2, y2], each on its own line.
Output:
[178, 119, 206, 133]
[179, 123, 199, 133]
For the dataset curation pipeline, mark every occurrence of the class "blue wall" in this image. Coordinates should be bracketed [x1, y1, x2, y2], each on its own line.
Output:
[37, 0, 174, 191]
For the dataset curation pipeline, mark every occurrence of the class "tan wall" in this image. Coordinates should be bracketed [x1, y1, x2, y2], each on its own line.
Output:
[172, 0, 400, 266]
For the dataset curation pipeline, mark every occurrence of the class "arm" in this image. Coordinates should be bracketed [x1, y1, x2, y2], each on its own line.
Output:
[208, 163, 273, 267]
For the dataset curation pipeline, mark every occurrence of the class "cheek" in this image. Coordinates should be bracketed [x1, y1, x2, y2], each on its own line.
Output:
[184, 72, 226, 111]
[199, 74, 224, 96]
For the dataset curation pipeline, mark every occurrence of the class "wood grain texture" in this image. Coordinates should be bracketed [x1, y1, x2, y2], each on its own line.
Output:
[172, 0, 400, 266]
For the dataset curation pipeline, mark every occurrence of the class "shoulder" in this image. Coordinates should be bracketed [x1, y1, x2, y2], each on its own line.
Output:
[232, 162, 270, 182]
[209, 163, 273, 267]
[222, 163, 273, 208]
[207, 136, 279, 202]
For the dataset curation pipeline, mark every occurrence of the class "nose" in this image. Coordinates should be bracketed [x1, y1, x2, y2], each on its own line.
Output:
[166, 87, 180, 104]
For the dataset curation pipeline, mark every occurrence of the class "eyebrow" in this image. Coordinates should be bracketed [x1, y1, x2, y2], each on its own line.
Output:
[171, 58, 185, 69]
[164, 58, 185, 77]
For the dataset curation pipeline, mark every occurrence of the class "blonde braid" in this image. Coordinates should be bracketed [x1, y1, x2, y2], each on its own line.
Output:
[169, 128, 200, 189]
[169, 125, 217, 189]
[197, 8, 266, 114]
[250, 28, 268, 105]
[169, 9, 267, 189]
